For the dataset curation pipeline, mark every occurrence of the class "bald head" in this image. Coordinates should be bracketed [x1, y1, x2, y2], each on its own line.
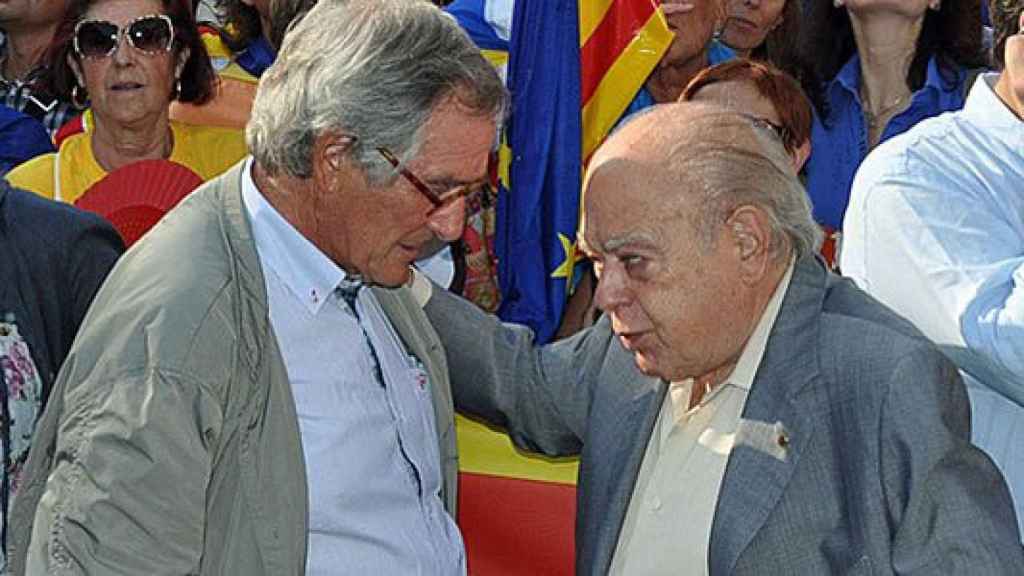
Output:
[584, 102, 820, 260]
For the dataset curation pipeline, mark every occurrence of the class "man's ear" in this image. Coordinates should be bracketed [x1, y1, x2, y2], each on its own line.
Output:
[725, 204, 771, 283]
[312, 132, 358, 189]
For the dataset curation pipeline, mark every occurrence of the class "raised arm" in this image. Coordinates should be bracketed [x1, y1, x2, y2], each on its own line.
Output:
[424, 283, 618, 457]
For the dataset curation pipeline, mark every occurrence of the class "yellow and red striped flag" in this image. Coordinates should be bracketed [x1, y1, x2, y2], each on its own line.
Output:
[447, 1, 671, 574]
[580, 0, 672, 159]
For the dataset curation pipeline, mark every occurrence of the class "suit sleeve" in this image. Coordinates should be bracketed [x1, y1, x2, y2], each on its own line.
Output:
[880, 346, 1024, 574]
[26, 366, 224, 575]
[424, 285, 614, 457]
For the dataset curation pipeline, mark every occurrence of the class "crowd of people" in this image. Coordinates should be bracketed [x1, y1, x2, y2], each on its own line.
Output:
[0, 0, 1021, 574]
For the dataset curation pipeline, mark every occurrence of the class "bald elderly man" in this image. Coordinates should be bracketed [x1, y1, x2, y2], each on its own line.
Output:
[413, 104, 1023, 575]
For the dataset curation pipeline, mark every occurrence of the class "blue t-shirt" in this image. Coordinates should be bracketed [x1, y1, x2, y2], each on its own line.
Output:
[804, 55, 967, 230]
[0, 105, 53, 175]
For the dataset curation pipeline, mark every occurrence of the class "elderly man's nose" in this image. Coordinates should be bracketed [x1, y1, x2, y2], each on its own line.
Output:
[426, 196, 467, 242]
[594, 268, 629, 313]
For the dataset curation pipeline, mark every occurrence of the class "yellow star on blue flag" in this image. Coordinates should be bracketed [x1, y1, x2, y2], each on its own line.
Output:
[550, 233, 578, 295]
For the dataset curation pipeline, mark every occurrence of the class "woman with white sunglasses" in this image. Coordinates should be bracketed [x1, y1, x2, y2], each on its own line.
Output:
[6, 0, 245, 207]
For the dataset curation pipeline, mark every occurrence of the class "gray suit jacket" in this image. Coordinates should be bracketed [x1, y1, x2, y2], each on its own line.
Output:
[426, 256, 1023, 575]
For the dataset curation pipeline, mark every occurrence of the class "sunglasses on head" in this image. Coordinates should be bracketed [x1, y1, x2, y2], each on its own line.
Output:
[73, 14, 175, 59]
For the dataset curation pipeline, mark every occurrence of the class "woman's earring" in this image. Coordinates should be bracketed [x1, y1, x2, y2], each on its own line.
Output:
[172, 78, 182, 101]
[71, 84, 88, 109]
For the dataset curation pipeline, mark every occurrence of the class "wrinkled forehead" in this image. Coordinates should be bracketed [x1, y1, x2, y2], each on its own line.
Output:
[579, 155, 682, 253]
[84, 0, 167, 24]
[585, 104, 777, 198]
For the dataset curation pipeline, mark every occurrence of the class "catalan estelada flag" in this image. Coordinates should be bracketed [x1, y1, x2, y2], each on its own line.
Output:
[447, 1, 670, 574]
[453, 0, 670, 345]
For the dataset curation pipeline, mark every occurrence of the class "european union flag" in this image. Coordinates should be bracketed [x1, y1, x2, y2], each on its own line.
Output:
[495, 0, 582, 344]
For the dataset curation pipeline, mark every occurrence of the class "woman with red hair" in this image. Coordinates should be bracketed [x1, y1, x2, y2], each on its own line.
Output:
[681, 58, 814, 171]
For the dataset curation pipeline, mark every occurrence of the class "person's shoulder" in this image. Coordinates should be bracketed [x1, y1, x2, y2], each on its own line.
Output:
[5, 152, 57, 199]
[170, 121, 248, 178]
[76, 181, 251, 371]
[174, 120, 246, 144]
[851, 108, 978, 207]
[3, 181, 102, 225]
[1, 182, 119, 263]
[816, 275, 944, 378]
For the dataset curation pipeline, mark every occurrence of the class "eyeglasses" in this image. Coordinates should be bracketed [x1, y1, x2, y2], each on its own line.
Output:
[376, 146, 483, 212]
[743, 114, 797, 154]
[73, 14, 175, 60]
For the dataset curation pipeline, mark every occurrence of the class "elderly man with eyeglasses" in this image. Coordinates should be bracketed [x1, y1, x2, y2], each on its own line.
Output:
[10, 1, 505, 574]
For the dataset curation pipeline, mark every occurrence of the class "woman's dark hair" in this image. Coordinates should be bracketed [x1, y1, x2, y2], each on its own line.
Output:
[46, 0, 216, 106]
[801, 0, 986, 119]
[749, 0, 811, 88]
[267, 0, 319, 51]
[215, 0, 262, 53]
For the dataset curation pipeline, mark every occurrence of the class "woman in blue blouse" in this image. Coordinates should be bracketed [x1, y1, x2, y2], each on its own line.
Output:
[800, 0, 987, 232]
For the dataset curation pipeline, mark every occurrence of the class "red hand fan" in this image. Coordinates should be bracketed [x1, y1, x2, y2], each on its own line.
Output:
[75, 159, 204, 247]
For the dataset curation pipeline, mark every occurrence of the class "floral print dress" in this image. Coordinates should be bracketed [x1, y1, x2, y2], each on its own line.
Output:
[0, 314, 43, 573]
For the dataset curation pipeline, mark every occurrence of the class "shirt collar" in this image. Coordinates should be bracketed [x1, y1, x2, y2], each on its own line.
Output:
[962, 72, 1021, 130]
[241, 157, 347, 316]
[725, 258, 795, 391]
[828, 53, 954, 112]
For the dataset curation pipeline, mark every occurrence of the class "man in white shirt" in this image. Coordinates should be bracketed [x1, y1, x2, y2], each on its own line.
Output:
[12, 1, 506, 574]
[842, 0, 1024, 538]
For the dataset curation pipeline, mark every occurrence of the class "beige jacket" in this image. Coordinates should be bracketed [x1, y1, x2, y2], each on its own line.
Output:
[8, 161, 458, 575]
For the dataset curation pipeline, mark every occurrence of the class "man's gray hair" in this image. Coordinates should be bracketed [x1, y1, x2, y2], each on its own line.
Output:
[690, 111, 822, 261]
[620, 105, 822, 262]
[246, 0, 506, 181]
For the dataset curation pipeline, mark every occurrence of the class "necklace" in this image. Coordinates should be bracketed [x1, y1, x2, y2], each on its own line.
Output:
[862, 92, 912, 128]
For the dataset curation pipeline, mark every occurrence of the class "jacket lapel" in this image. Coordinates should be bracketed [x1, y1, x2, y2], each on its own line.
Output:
[372, 285, 459, 513]
[584, 335, 667, 575]
[371, 285, 453, 438]
[709, 257, 827, 575]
